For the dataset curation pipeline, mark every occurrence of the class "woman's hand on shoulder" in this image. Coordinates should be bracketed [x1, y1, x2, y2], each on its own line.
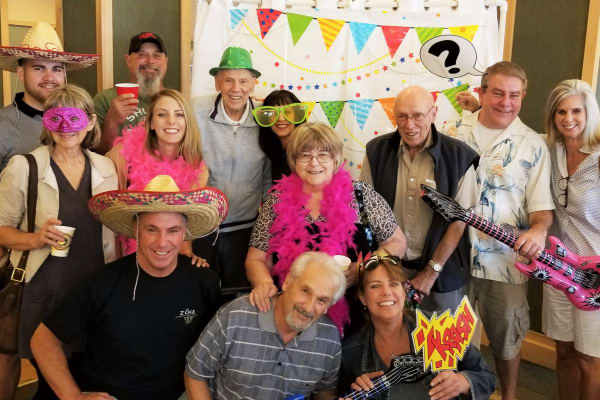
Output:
[456, 91, 481, 113]
[428, 370, 470, 400]
[35, 218, 64, 249]
[187, 253, 209, 268]
[249, 282, 278, 312]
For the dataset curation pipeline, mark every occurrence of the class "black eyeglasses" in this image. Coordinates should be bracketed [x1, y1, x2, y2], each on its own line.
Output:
[557, 176, 569, 207]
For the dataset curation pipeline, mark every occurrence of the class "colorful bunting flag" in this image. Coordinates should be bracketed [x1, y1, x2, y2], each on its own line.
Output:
[442, 84, 470, 115]
[230, 9, 248, 30]
[381, 26, 409, 57]
[347, 99, 375, 130]
[256, 8, 283, 39]
[305, 101, 316, 120]
[287, 13, 313, 45]
[415, 27, 445, 45]
[448, 25, 479, 42]
[320, 101, 345, 128]
[378, 97, 396, 126]
[431, 91, 438, 103]
[349, 22, 377, 55]
[318, 18, 345, 51]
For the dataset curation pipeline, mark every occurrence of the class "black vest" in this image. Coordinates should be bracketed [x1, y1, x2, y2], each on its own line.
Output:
[365, 124, 479, 292]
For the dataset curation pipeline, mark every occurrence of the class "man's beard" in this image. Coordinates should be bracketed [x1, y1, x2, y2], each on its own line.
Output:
[285, 305, 315, 332]
[136, 70, 161, 98]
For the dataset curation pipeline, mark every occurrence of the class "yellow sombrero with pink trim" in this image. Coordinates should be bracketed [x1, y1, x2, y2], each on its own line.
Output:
[89, 175, 228, 240]
[0, 22, 98, 72]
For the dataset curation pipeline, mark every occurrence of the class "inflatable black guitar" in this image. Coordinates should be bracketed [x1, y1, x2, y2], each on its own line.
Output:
[285, 353, 431, 400]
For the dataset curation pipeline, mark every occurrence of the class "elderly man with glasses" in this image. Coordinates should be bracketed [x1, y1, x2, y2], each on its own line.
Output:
[359, 85, 479, 315]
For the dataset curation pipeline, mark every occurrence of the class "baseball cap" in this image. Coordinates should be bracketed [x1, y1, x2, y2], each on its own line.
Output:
[128, 32, 167, 55]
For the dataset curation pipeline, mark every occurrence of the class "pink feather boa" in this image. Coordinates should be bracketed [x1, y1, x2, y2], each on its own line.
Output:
[268, 166, 357, 335]
[115, 125, 206, 255]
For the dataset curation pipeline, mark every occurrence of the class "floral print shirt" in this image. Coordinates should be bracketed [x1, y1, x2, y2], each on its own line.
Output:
[442, 111, 554, 284]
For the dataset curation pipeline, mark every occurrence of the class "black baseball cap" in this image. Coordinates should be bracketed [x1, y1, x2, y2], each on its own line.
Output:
[128, 32, 167, 55]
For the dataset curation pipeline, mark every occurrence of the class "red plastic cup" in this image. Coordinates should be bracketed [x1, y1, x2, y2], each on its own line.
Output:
[115, 83, 139, 99]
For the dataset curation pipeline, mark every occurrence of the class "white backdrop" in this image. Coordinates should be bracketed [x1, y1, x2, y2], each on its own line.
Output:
[192, 0, 504, 177]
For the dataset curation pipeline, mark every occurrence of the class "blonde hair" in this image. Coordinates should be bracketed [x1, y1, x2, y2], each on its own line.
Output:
[40, 84, 100, 149]
[286, 122, 343, 172]
[145, 89, 203, 166]
[481, 61, 528, 92]
[544, 79, 600, 146]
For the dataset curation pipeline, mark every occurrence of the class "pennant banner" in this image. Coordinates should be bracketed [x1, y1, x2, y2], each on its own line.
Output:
[347, 99, 375, 130]
[287, 13, 313, 45]
[378, 97, 396, 127]
[257, 8, 283, 39]
[192, 3, 498, 178]
[305, 101, 316, 119]
[318, 18, 345, 51]
[349, 22, 377, 55]
[448, 25, 479, 42]
[381, 26, 410, 57]
[415, 27, 445, 44]
[442, 83, 470, 115]
[230, 9, 248, 30]
[320, 101, 345, 128]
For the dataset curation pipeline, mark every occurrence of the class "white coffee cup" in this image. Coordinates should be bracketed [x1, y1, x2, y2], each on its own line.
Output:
[51, 225, 76, 257]
[333, 255, 352, 271]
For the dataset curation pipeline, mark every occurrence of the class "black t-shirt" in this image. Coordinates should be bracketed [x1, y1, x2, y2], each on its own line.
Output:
[44, 254, 220, 400]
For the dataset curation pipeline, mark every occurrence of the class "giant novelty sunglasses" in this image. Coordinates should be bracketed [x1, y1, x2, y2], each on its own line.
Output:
[252, 103, 308, 127]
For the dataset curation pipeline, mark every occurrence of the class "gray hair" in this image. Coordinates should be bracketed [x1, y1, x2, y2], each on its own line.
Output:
[286, 122, 344, 172]
[544, 79, 600, 146]
[288, 251, 346, 303]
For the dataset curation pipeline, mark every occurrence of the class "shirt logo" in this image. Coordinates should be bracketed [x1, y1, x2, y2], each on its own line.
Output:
[176, 308, 197, 324]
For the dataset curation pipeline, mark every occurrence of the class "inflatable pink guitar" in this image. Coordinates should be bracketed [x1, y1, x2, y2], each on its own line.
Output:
[421, 185, 600, 311]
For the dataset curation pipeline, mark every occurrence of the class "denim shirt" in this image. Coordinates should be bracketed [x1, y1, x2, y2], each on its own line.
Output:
[339, 316, 495, 399]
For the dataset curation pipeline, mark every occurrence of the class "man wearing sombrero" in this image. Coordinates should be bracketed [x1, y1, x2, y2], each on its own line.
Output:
[29, 175, 226, 400]
[193, 46, 270, 293]
[0, 22, 98, 172]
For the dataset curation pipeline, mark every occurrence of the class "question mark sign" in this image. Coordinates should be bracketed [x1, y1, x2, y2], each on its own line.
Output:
[428, 40, 461, 74]
[420, 35, 483, 78]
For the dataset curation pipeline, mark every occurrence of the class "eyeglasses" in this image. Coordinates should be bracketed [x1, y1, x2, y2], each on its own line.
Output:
[295, 151, 333, 164]
[252, 103, 308, 127]
[396, 106, 434, 123]
[557, 175, 569, 207]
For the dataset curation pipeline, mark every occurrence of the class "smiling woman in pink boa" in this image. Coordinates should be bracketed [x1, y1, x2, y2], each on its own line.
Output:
[245, 122, 406, 336]
[106, 89, 208, 264]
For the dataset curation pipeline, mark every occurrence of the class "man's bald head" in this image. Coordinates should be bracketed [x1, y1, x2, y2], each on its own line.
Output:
[393, 86, 437, 156]
[394, 85, 435, 110]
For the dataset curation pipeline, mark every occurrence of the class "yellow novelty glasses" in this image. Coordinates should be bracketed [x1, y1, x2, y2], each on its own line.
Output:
[252, 103, 308, 127]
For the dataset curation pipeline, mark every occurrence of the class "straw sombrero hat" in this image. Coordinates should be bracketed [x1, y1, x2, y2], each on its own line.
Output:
[89, 175, 228, 240]
[0, 22, 99, 72]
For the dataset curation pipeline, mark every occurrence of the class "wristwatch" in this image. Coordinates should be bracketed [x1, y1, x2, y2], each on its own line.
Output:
[427, 259, 444, 273]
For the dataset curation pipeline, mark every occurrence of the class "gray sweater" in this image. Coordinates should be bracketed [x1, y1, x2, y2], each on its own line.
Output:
[193, 94, 271, 232]
[0, 94, 43, 172]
